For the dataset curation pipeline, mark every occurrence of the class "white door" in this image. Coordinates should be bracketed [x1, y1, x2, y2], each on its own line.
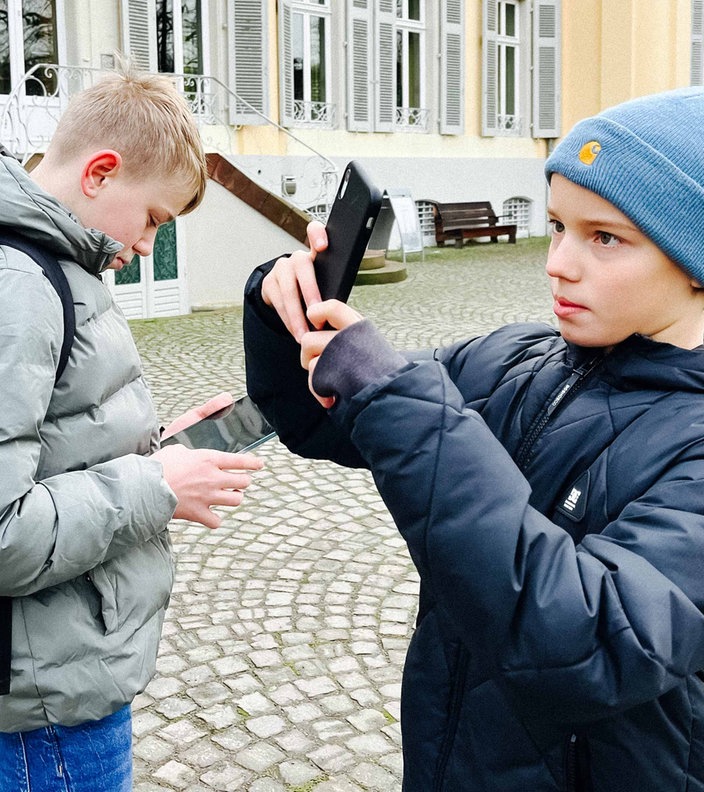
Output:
[106, 220, 189, 319]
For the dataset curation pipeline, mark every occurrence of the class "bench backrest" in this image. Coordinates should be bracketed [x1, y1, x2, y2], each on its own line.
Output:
[433, 201, 500, 230]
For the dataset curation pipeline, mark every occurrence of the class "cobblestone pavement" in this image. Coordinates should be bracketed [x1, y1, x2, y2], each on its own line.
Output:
[129, 238, 553, 792]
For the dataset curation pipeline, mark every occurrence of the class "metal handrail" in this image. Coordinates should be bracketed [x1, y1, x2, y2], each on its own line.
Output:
[0, 63, 338, 215]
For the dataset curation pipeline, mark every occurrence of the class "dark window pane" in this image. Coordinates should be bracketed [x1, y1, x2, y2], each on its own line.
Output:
[505, 3, 516, 37]
[23, 0, 57, 95]
[156, 0, 174, 73]
[115, 255, 142, 286]
[310, 15, 325, 103]
[0, 1, 10, 95]
[505, 45, 515, 114]
[292, 12, 304, 101]
[182, 0, 202, 74]
[153, 221, 178, 281]
[408, 30, 420, 106]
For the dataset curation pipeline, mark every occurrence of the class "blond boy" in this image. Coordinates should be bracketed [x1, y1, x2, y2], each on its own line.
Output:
[0, 67, 262, 791]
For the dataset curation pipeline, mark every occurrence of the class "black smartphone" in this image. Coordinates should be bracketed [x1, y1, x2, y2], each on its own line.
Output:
[160, 395, 275, 453]
[314, 161, 383, 302]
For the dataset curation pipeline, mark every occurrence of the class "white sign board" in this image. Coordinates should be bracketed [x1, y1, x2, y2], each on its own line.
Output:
[367, 188, 424, 262]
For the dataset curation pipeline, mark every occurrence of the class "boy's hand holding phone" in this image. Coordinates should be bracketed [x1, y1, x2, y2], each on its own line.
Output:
[153, 443, 263, 530]
[262, 160, 382, 343]
[154, 392, 265, 529]
[262, 222, 327, 342]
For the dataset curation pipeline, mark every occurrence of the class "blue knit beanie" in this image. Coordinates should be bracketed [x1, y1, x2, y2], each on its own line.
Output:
[545, 87, 704, 285]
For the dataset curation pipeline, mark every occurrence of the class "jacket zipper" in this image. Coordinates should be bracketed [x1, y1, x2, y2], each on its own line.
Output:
[515, 355, 605, 471]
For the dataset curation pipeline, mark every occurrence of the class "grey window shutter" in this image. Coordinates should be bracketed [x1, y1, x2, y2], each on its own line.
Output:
[231, 0, 268, 125]
[376, 0, 395, 132]
[692, 0, 704, 86]
[347, 0, 373, 131]
[278, 0, 294, 126]
[121, 0, 157, 71]
[481, 0, 498, 136]
[532, 0, 561, 138]
[440, 0, 464, 134]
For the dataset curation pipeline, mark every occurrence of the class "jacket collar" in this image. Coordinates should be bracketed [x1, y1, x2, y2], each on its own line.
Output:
[567, 333, 704, 394]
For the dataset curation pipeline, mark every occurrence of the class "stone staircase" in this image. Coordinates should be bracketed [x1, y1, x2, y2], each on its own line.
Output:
[207, 154, 408, 287]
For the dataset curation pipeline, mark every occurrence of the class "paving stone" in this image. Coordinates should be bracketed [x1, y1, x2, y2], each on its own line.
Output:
[234, 741, 286, 772]
[248, 780, 287, 792]
[350, 762, 399, 789]
[199, 764, 252, 790]
[346, 709, 389, 733]
[152, 760, 196, 789]
[245, 714, 287, 738]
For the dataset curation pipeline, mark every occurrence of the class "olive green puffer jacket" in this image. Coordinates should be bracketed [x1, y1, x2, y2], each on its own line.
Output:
[0, 155, 177, 732]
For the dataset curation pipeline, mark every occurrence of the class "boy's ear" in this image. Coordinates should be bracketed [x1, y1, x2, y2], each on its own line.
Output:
[80, 150, 123, 197]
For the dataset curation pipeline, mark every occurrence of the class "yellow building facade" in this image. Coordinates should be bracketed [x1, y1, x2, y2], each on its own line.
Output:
[0, 0, 699, 314]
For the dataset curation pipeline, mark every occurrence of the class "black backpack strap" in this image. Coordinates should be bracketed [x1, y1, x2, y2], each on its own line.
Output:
[0, 230, 75, 382]
[0, 230, 75, 695]
[0, 598, 9, 695]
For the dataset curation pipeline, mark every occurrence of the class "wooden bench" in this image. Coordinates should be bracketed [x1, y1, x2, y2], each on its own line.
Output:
[430, 200, 517, 246]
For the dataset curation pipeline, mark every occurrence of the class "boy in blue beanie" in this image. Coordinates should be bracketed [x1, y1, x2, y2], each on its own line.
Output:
[243, 87, 704, 791]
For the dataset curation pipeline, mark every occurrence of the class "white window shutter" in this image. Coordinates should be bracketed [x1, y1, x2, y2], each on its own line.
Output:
[277, 0, 294, 126]
[440, 0, 464, 134]
[481, 0, 498, 136]
[532, 0, 561, 138]
[230, 0, 268, 124]
[692, 0, 704, 86]
[347, 0, 373, 131]
[121, 0, 157, 72]
[375, 0, 395, 132]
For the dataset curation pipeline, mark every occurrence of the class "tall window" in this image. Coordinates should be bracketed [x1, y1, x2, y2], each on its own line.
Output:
[482, 0, 560, 139]
[156, 0, 203, 75]
[496, 0, 519, 132]
[395, 0, 426, 128]
[0, 0, 58, 96]
[347, 0, 433, 133]
[282, 0, 333, 126]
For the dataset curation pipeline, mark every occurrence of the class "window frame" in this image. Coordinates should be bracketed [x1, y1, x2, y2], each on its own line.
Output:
[0, 0, 65, 97]
[394, 0, 427, 129]
[482, 0, 561, 139]
[495, 0, 520, 133]
[280, 0, 334, 128]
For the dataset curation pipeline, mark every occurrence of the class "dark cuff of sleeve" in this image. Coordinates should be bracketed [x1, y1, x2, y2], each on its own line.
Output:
[312, 319, 408, 401]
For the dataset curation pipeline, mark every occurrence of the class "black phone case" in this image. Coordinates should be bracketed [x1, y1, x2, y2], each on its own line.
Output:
[314, 161, 383, 302]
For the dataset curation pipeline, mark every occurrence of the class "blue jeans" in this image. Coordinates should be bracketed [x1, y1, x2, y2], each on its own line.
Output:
[0, 705, 132, 792]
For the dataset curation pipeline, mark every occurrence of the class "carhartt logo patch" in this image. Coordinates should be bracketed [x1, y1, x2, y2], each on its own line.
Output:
[578, 141, 602, 165]
[556, 471, 590, 522]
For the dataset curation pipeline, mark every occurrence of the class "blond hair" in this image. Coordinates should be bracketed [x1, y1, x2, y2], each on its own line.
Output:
[48, 62, 207, 214]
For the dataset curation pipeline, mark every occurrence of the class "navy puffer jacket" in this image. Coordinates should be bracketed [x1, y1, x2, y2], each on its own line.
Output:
[244, 261, 704, 792]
